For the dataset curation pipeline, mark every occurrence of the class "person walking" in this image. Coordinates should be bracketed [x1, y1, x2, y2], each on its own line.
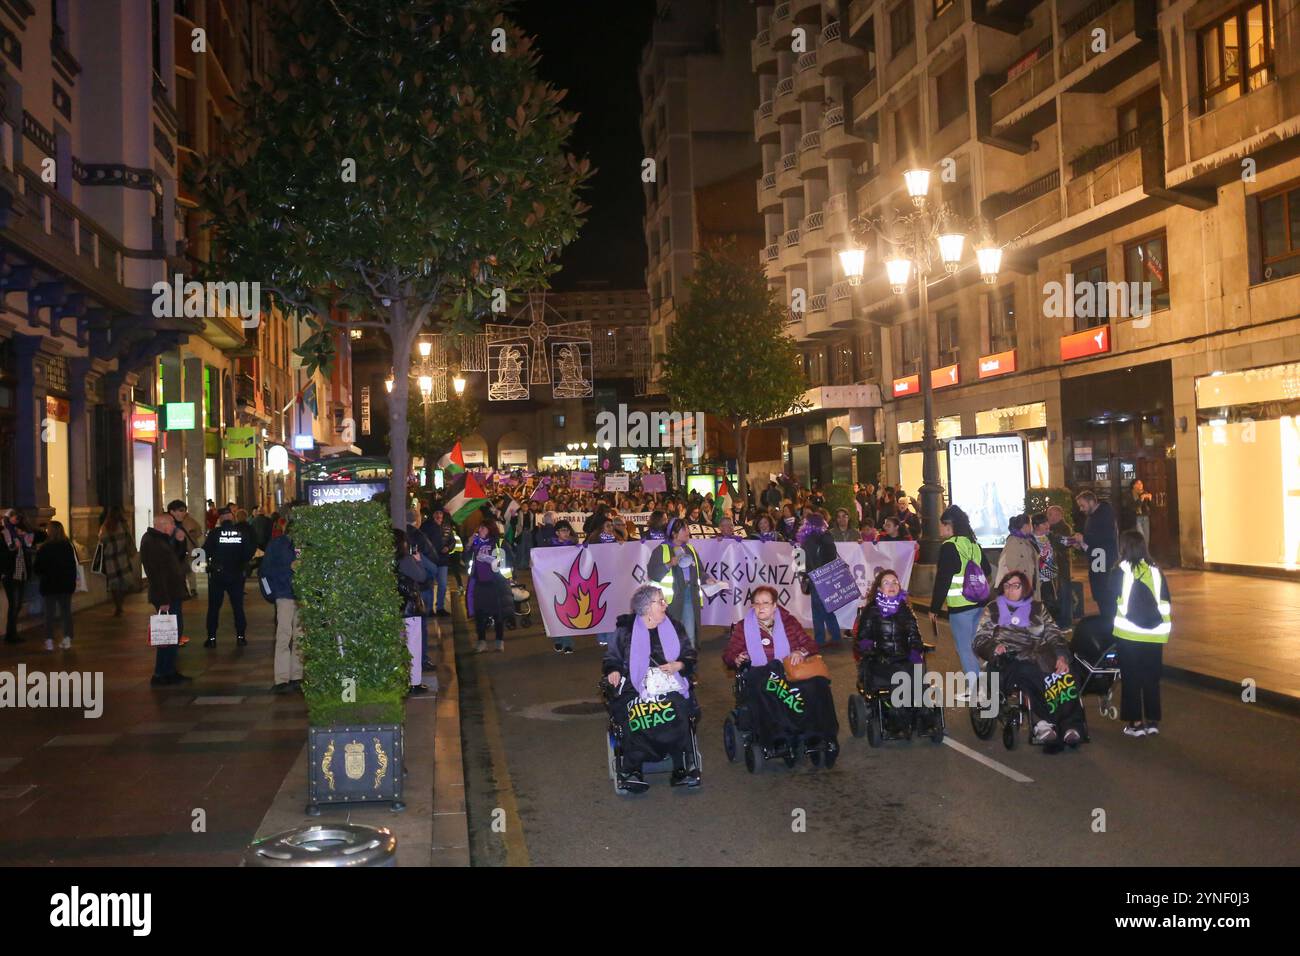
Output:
[798, 512, 843, 648]
[140, 514, 192, 686]
[1109, 530, 1171, 738]
[1072, 491, 1119, 621]
[646, 517, 716, 649]
[929, 505, 992, 700]
[201, 510, 257, 647]
[96, 506, 137, 617]
[260, 514, 303, 693]
[1125, 479, 1153, 543]
[34, 521, 78, 651]
[1, 509, 34, 643]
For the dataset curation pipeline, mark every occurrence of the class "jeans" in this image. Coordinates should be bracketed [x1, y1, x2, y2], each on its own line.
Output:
[948, 606, 982, 691]
[433, 564, 448, 612]
[678, 599, 697, 648]
[554, 633, 574, 650]
[810, 588, 840, 646]
[3, 575, 24, 640]
[44, 592, 73, 642]
[206, 577, 247, 640]
[154, 603, 183, 677]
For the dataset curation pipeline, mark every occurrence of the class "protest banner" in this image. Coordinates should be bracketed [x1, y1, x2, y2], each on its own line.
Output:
[603, 473, 629, 492]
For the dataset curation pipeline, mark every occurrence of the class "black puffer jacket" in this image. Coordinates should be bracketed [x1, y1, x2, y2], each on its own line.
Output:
[853, 600, 923, 659]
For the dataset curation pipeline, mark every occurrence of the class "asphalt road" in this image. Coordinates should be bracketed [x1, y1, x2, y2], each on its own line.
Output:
[455, 611, 1300, 867]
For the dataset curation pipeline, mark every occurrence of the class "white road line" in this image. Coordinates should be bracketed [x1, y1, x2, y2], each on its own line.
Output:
[943, 736, 1035, 783]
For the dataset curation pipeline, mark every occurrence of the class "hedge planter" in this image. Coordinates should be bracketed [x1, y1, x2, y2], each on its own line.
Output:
[307, 724, 404, 815]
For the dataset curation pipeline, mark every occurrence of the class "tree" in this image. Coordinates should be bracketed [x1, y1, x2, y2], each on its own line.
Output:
[660, 243, 808, 507]
[400, 391, 479, 484]
[194, 0, 590, 528]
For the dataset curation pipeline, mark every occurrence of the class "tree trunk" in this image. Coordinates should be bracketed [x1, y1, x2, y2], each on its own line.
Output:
[387, 303, 416, 530]
[734, 418, 749, 510]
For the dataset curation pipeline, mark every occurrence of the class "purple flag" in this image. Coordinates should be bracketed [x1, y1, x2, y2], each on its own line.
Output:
[641, 473, 666, 493]
[530, 477, 551, 503]
[571, 472, 595, 490]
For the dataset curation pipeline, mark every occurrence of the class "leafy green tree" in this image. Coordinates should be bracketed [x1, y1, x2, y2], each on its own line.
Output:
[401, 391, 480, 485]
[194, 0, 589, 527]
[661, 243, 808, 506]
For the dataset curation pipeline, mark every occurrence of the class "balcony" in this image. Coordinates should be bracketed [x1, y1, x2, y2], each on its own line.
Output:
[822, 106, 868, 160]
[976, 37, 1058, 153]
[764, 241, 783, 282]
[776, 151, 802, 197]
[983, 168, 1062, 245]
[792, 0, 821, 24]
[785, 307, 806, 338]
[972, 0, 1047, 34]
[757, 170, 781, 213]
[990, 37, 1056, 126]
[824, 192, 850, 242]
[1059, 0, 1157, 93]
[780, 228, 804, 270]
[754, 98, 779, 143]
[829, 281, 855, 328]
[1065, 136, 1145, 218]
[771, 2, 795, 49]
[801, 210, 828, 256]
[752, 29, 777, 73]
[795, 50, 822, 102]
[847, 0, 873, 39]
[805, 293, 833, 337]
[799, 130, 827, 178]
[850, 72, 880, 122]
[774, 76, 799, 123]
[819, 21, 865, 75]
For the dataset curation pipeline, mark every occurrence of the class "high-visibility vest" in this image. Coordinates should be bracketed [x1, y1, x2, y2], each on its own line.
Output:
[945, 537, 983, 609]
[1113, 560, 1171, 643]
[656, 542, 702, 607]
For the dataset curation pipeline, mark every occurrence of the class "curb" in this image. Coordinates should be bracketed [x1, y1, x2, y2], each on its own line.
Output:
[1161, 665, 1300, 717]
[430, 599, 470, 866]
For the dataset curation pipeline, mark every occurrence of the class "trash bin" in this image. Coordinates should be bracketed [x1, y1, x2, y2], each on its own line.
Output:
[243, 824, 398, 867]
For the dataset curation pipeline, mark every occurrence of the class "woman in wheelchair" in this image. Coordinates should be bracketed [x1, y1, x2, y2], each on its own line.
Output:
[602, 584, 701, 794]
[973, 571, 1084, 748]
[721, 585, 839, 764]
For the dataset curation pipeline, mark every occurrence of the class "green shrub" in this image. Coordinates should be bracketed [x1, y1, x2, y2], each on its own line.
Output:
[1026, 487, 1075, 530]
[823, 483, 857, 519]
[293, 500, 409, 726]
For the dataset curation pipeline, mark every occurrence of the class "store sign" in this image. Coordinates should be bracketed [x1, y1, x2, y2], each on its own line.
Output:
[462, 448, 486, 465]
[266, 444, 290, 474]
[978, 350, 1017, 379]
[164, 402, 196, 430]
[305, 480, 389, 506]
[933, 364, 960, 390]
[499, 449, 528, 467]
[892, 374, 920, 397]
[1060, 325, 1110, 361]
[224, 426, 256, 460]
[293, 434, 315, 451]
[946, 435, 1027, 549]
[131, 409, 158, 443]
[360, 385, 371, 436]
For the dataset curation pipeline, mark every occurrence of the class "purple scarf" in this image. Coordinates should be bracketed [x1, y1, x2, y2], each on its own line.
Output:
[742, 608, 791, 665]
[757, 531, 777, 542]
[1009, 528, 1036, 542]
[875, 590, 907, 618]
[995, 596, 1033, 628]
[629, 615, 688, 699]
[795, 514, 825, 547]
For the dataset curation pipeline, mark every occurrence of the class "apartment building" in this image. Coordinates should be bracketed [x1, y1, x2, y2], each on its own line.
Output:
[751, 0, 1300, 575]
[641, 0, 764, 389]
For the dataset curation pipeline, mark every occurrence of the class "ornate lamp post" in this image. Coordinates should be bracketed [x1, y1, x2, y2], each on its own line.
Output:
[838, 167, 1002, 563]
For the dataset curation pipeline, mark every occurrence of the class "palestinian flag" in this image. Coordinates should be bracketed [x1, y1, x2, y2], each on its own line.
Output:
[714, 480, 733, 522]
[446, 470, 488, 524]
[437, 441, 466, 476]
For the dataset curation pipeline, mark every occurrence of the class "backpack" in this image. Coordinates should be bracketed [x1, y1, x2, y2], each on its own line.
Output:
[956, 538, 990, 602]
[1125, 569, 1163, 630]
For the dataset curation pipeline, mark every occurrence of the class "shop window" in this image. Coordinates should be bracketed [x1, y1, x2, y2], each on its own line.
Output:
[1123, 233, 1170, 313]
[898, 321, 920, 376]
[897, 416, 961, 443]
[1198, 2, 1272, 113]
[889, 1, 914, 58]
[975, 402, 1046, 434]
[935, 59, 967, 131]
[1070, 252, 1109, 331]
[854, 331, 876, 382]
[1258, 182, 1300, 281]
[806, 348, 828, 386]
[989, 286, 1017, 353]
[832, 341, 854, 385]
[936, 307, 959, 366]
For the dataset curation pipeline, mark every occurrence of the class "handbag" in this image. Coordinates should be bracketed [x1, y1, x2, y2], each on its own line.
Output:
[784, 653, 830, 682]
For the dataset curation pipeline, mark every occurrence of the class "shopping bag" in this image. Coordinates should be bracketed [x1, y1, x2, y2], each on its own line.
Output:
[75, 562, 89, 593]
[149, 613, 179, 646]
[405, 616, 423, 686]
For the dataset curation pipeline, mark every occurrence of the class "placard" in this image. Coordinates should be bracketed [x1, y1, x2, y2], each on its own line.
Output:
[806, 557, 861, 612]
[603, 473, 629, 492]
[946, 435, 1027, 549]
[641, 473, 666, 493]
[570, 472, 595, 490]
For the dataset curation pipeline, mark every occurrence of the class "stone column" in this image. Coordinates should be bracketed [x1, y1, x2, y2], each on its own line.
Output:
[13, 334, 50, 517]
[183, 356, 206, 515]
[161, 347, 184, 506]
[67, 357, 98, 555]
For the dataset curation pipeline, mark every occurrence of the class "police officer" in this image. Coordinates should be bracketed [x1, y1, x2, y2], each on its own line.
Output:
[202, 509, 258, 647]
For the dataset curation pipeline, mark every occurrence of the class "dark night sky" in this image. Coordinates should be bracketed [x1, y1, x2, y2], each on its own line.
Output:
[511, 0, 657, 291]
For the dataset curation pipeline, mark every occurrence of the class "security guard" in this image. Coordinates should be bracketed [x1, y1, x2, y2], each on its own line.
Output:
[646, 517, 716, 648]
[1108, 529, 1171, 738]
[202, 509, 258, 648]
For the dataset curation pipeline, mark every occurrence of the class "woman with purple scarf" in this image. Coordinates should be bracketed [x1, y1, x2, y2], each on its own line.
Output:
[722, 585, 839, 760]
[853, 569, 924, 682]
[973, 571, 1084, 748]
[602, 584, 700, 794]
[465, 520, 508, 653]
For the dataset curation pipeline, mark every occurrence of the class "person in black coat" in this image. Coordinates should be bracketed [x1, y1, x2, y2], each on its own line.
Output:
[797, 512, 843, 647]
[419, 507, 453, 617]
[1072, 490, 1119, 620]
[140, 514, 192, 685]
[33, 521, 79, 651]
[201, 511, 258, 647]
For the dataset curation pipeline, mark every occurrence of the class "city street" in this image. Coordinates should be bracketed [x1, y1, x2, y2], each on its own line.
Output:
[457, 617, 1300, 867]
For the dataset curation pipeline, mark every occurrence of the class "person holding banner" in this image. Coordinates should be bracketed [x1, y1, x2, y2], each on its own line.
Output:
[722, 585, 838, 756]
[798, 513, 843, 649]
[646, 518, 717, 648]
[602, 584, 701, 794]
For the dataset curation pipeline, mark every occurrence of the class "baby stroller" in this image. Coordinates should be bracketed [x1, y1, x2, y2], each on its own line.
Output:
[1071, 614, 1121, 720]
[600, 677, 701, 795]
[722, 665, 839, 773]
[847, 643, 945, 746]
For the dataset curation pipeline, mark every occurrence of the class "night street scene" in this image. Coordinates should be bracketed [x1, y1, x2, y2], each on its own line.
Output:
[0, 0, 1295, 929]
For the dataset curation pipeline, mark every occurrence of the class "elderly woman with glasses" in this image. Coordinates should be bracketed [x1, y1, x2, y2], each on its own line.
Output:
[602, 584, 700, 794]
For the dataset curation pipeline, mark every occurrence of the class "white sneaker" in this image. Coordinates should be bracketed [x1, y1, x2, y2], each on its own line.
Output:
[44, 638, 54, 652]
[1123, 723, 1147, 737]
[1144, 724, 1159, 736]
[475, 640, 487, 654]
[1032, 720, 1057, 744]
[495, 640, 505, 653]
[59, 636, 72, 650]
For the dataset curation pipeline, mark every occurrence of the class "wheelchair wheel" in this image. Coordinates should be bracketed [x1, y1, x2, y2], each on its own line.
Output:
[722, 716, 738, 763]
[847, 693, 868, 738]
[865, 707, 882, 748]
[807, 745, 822, 768]
[743, 740, 762, 774]
[783, 742, 800, 769]
[970, 706, 996, 740]
[822, 737, 839, 769]
[1002, 721, 1017, 750]
[606, 732, 618, 781]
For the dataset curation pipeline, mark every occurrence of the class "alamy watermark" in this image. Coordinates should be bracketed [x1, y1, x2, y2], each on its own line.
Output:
[152, 273, 261, 328]
[1043, 274, 1152, 326]
[890, 666, 999, 718]
[0, 665, 103, 718]
[595, 404, 704, 455]
[50, 886, 150, 936]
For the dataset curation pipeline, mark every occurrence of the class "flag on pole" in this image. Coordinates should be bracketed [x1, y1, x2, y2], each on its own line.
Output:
[714, 480, 733, 523]
[446, 470, 488, 524]
[530, 477, 551, 503]
[437, 441, 466, 476]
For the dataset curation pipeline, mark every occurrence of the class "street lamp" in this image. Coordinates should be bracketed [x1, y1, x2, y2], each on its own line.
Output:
[452, 373, 466, 396]
[417, 375, 434, 399]
[384, 373, 394, 394]
[418, 339, 433, 359]
[841, 165, 1001, 563]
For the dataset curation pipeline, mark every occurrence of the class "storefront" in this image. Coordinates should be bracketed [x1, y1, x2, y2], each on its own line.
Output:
[974, 402, 1050, 488]
[897, 415, 960, 501]
[1195, 362, 1300, 573]
[130, 407, 159, 545]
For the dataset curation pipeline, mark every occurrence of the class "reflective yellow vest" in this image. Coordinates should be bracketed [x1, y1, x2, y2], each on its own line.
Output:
[1113, 560, 1171, 643]
[657, 542, 703, 607]
[945, 537, 983, 609]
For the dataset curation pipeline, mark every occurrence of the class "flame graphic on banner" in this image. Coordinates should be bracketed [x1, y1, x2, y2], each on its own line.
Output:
[552, 551, 609, 630]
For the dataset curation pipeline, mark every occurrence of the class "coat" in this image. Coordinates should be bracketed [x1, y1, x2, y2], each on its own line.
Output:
[34, 539, 78, 595]
[602, 612, 698, 685]
[97, 526, 137, 589]
[853, 599, 923, 660]
[995, 533, 1041, 598]
[260, 534, 297, 600]
[721, 606, 817, 668]
[140, 528, 187, 607]
[973, 600, 1070, 673]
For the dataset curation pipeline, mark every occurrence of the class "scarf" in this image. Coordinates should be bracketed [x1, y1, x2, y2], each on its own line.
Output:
[629, 615, 688, 699]
[875, 590, 906, 618]
[1009, 528, 1036, 542]
[742, 607, 791, 665]
[795, 515, 825, 547]
[995, 595, 1033, 628]
[757, 531, 777, 542]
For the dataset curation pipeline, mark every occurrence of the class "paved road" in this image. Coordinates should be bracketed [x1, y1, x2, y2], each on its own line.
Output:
[457, 615, 1300, 867]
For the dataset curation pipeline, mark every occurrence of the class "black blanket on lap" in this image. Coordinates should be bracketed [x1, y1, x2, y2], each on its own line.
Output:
[743, 662, 839, 744]
[610, 688, 696, 772]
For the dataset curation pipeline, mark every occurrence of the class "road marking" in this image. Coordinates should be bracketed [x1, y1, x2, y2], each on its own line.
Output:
[473, 652, 532, 866]
[942, 736, 1034, 783]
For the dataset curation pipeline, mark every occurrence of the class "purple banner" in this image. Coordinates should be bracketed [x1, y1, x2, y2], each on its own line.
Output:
[570, 472, 595, 490]
[641, 473, 666, 493]
[807, 557, 861, 613]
